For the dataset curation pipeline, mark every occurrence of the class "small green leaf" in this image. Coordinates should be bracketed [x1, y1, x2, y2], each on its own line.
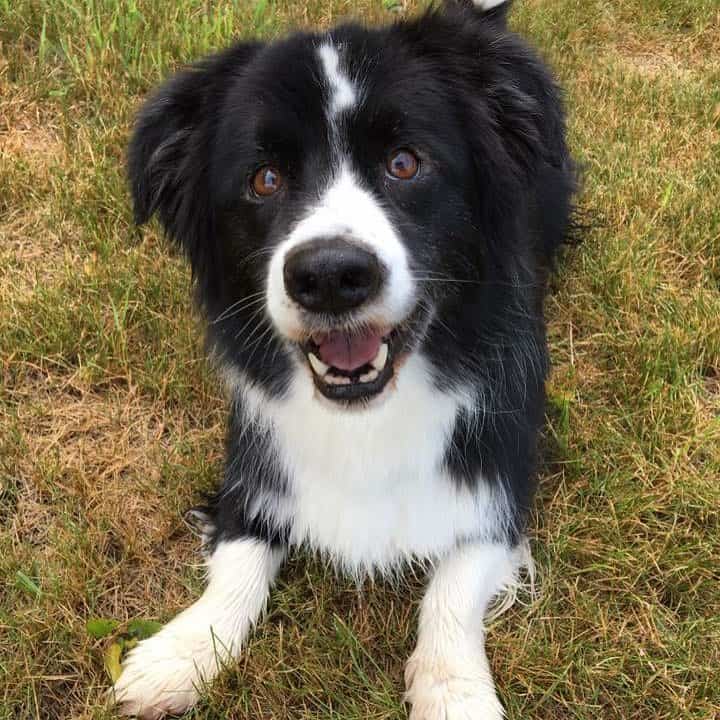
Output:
[15, 570, 41, 597]
[127, 619, 163, 640]
[104, 642, 123, 683]
[86, 618, 119, 639]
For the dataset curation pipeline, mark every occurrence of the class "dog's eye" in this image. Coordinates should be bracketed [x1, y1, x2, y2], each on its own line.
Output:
[251, 166, 283, 197]
[386, 149, 419, 180]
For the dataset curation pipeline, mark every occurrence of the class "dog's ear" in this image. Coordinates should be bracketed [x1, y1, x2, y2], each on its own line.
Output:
[128, 42, 262, 239]
[444, 0, 512, 29]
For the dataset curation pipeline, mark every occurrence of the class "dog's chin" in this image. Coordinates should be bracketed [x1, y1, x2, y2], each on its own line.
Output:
[297, 325, 411, 407]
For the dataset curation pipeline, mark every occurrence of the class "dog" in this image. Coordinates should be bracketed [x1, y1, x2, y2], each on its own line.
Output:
[113, 0, 576, 717]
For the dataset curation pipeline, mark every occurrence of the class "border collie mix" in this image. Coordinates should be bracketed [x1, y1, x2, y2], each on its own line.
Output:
[113, 0, 576, 716]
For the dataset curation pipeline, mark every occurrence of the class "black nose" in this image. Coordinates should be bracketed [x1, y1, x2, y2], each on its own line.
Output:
[283, 238, 383, 314]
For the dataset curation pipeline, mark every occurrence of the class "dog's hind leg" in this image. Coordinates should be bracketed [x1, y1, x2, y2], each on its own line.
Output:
[113, 538, 284, 719]
[405, 541, 528, 720]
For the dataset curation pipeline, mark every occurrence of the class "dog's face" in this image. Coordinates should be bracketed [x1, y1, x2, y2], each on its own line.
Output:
[129, 4, 568, 407]
[215, 30, 467, 405]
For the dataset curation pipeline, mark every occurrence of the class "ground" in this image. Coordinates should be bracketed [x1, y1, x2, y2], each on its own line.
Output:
[1, 1, 719, 718]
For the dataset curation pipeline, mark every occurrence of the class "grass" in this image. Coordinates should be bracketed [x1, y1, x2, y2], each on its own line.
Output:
[1, 0, 719, 718]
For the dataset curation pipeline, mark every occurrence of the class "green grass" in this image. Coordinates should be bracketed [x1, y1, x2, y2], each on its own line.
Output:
[1, 0, 719, 718]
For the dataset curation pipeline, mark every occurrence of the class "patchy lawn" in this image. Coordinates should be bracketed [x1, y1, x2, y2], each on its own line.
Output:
[1, 1, 719, 718]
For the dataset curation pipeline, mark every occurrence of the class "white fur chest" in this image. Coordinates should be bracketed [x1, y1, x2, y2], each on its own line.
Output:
[238, 356, 504, 575]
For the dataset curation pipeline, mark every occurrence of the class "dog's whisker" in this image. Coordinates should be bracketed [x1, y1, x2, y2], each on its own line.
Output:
[212, 292, 266, 324]
[233, 306, 268, 343]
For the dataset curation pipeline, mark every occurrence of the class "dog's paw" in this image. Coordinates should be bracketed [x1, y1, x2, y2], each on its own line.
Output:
[404, 650, 504, 720]
[112, 628, 213, 719]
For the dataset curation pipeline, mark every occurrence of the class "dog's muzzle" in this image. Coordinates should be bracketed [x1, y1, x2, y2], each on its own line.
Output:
[282, 237, 401, 403]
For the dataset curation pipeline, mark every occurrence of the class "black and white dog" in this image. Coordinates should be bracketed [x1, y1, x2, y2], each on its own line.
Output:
[113, 0, 576, 717]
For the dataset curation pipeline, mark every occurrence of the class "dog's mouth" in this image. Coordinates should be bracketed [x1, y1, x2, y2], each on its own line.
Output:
[301, 327, 399, 402]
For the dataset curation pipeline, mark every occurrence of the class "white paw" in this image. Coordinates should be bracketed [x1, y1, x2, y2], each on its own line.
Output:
[404, 651, 504, 720]
[112, 621, 224, 719]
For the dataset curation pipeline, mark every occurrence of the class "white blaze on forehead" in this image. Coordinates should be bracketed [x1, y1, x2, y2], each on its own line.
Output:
[317, 43, 357, 116]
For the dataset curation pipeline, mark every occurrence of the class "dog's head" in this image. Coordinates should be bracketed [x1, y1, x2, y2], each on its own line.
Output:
[129, 0, 572, 408]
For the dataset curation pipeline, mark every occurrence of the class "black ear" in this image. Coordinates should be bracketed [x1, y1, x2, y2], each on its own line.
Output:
[129, 67, 205, 228]
[444, 0, 512, 29]
[127, 42, 262, 238]
[461, 37, 576, 264]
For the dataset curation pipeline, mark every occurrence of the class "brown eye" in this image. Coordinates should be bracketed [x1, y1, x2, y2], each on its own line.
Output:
[386, 149, 419, 180]
[252, 166, 283, 197]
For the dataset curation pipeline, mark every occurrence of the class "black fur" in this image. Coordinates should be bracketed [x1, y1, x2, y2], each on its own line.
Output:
[129, 1, 576, 550]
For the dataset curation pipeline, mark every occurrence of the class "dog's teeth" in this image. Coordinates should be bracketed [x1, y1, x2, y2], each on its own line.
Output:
[325, 374, 351, 385]
[371, 343, 389, 371]
[308, 353, 329, 376]
[359, 368, 379, 383]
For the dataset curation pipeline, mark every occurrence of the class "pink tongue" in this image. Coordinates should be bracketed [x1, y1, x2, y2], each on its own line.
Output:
[316, 330, 382, 372]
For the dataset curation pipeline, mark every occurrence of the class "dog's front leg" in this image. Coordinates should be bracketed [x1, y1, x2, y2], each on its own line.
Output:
[405, 542, 525, 720]
[113, 538, 284, 719]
